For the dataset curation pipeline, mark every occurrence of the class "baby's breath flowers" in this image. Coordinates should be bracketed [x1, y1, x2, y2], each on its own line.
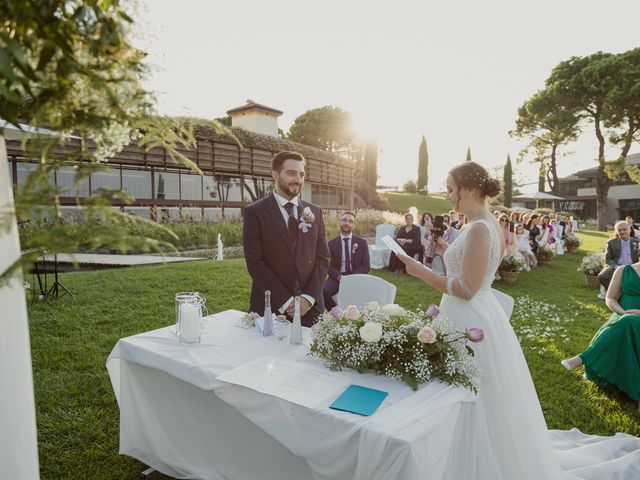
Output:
[309, 302, 484, 392]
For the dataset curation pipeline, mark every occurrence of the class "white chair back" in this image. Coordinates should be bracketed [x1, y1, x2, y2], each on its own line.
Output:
[374, 224, 396, 248]
[337, 274, 397, 309]
[491, 288, 514, 319]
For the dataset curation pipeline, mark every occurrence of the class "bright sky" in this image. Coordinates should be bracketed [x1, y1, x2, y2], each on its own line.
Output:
[134, 0, 640, 192]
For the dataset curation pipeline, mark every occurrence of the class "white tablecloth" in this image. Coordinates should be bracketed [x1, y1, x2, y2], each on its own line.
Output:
[107, 310, 477, 480]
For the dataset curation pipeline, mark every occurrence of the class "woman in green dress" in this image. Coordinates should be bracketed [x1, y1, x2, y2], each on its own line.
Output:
[562, 262, 640, 409]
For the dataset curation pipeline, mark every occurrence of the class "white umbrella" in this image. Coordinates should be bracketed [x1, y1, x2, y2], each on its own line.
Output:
[512, 191, 564, 201]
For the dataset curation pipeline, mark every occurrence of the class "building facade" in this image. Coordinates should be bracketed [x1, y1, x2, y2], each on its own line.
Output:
[556, 152, 640, 224]
[5, 102, 355, 221]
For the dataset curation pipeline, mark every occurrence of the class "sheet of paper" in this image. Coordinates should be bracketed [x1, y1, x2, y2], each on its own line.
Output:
[381, 235, 407, 256]
[216, 356, 350, 408]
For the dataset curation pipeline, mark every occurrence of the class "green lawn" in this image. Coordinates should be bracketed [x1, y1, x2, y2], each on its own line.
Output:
[26, 229, 639, 478]
[382, 192, 452, 215]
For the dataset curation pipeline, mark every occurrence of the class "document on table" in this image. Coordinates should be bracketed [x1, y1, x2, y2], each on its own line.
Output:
[216, 356, 350, 408]
[381, 235, 407, 256]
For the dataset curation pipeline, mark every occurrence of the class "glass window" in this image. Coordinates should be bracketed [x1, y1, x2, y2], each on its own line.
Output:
[222, 207, 242, 220]
[204, 175, 242, 203]
[57, 166, 90, 197]
[181, 207, 203, 222]
[15, 162, 55, 188]
[91, 167, 121, 192]
[155, 171, 179, 200]
[203, 208, 223, 222]
[311, 184, 321, 205]
[301, 182, 312, 202]
[124, 206, 152, 219]
[242, 176, 273, 202]
[180, 172, 203, 201]
[122, 169, 152, 199]
[8, 159, 13, 184]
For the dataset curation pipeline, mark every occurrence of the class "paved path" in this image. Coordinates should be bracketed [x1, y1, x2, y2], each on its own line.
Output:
[44, 253, 206, 267]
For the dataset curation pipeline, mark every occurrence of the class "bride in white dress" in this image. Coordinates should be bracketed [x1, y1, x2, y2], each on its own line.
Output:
[398, 162, 640, 480]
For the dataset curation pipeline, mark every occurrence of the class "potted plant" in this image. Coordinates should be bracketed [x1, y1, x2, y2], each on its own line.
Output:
[565, 233, 581, 253]
[578, 253, 604, 288]
[498, 254, 526, 283]
[536, 242, 555, 266]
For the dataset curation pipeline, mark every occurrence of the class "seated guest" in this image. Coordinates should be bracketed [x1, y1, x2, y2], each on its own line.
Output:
[419, 211, 434, 252]
[561, 260, 640, 409]
[527, 214, 542, 253]
[558, 215, 568, 239]
[388, 213, 423, 273]
[522, 213, 530, 230]
[598, 221, 640, 289]
[516, 223, 536, 270]
[510, 211, 520, 223]
[627, 216, 640, 238]
[323, 211, 370, 310]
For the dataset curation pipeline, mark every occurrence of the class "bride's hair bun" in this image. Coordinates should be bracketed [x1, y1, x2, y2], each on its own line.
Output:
[449, 161, 502, 198]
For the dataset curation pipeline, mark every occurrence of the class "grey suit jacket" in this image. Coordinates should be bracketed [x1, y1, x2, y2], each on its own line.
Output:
[604, 237, 640, 267]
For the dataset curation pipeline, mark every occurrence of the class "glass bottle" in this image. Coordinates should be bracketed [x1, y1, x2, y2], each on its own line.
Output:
[290, 295, 303, 344]
[263, 290, 273, 336]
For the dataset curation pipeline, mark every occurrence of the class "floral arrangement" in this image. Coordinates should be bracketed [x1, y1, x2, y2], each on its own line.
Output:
[536, 242, 555, 260]
[578, 253, 605, 276]
[499, 253, 526, 272]
[565, 233, 581, 248]
[309, 302, 484, 392]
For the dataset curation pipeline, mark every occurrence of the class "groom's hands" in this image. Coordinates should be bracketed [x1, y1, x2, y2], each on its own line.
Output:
[286, 296, 312, 317]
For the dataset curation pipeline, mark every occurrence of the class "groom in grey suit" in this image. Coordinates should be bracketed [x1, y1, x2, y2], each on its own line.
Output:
[598, 221, 640, 288]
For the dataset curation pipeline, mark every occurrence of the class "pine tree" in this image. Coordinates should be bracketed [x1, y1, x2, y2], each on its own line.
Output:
[466, 147, 472, 162]
[503, 154, 513, 207]
[417, 136, 429, 195]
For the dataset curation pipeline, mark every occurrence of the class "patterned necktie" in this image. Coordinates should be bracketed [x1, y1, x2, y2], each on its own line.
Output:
[344, 237, 352, 274]
[284, 202, 298, 242]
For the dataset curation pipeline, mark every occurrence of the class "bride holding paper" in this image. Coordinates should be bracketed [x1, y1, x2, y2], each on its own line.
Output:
[398, 161, 640, 480]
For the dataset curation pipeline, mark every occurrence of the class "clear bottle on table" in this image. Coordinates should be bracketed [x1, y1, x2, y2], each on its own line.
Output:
[290, 295, 303, 344]
[263, 290, 273, 337]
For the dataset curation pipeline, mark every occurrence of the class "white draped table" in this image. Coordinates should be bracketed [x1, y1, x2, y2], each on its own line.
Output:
[107, 310, 478, 480]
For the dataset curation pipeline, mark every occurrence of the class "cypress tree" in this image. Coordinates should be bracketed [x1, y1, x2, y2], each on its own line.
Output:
[503, 154, 513, 207]
[466, 147, 472, 162]
[417, 136, 429, 194]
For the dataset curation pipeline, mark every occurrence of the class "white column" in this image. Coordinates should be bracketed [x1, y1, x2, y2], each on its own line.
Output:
[0, 135, 40, 478]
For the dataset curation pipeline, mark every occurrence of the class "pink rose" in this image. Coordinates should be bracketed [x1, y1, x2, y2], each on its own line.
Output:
[417, 326, 437, 344]
[344, 305, 361, 320]
[467, 327, 484, 343]
[426, 304, 439, 318]
[330, 306, 343, 318]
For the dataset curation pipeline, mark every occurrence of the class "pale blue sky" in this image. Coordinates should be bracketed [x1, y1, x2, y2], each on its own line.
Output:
[134, 0, 640, 191]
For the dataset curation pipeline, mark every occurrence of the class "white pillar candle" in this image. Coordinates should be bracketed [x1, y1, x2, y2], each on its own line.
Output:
[179, 303, 201, 343]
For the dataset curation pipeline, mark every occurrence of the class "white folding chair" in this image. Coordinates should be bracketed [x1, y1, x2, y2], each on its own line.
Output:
[491, 288, 514, 319]
[369, 223, 396, 269]
[337, 274, 397, 309]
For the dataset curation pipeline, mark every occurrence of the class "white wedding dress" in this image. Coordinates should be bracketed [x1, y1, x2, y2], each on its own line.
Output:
[440, 219, 640, 480]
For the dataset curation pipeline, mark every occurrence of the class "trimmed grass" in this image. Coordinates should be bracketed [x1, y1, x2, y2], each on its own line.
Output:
[27, 229, 638, 478]
[382, 192, 452, 215]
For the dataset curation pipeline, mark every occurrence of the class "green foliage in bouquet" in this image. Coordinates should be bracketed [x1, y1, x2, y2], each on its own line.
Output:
[309, 303, 484, 392]
[536, 242, 555, 260]
[565, 233, 582, 248]
[499, 254, 526, 272]
[578, 253, 605, 276]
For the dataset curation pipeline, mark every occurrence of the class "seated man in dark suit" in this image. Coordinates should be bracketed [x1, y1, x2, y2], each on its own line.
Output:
[598, 220, 640, 289]
[323, 211, 370, 310]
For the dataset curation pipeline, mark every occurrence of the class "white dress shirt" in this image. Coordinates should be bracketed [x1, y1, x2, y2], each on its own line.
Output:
[272, 192, 315, 313]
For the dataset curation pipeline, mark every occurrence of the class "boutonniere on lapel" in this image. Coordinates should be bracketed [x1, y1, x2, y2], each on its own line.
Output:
[299, 206, 315, 233]
[352, 242, 358, 255]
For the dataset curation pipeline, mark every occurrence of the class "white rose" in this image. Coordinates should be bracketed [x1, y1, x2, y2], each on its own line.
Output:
[382, 303, 407, 316]
[359, 322, 383, 343]
[363, 301, 381, 312]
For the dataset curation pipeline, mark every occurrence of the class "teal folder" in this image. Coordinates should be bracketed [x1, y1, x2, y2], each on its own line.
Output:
[329, 385, 388, 416]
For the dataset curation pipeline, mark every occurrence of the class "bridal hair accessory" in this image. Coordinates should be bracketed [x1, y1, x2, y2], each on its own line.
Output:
[299, 206, 315, 233]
